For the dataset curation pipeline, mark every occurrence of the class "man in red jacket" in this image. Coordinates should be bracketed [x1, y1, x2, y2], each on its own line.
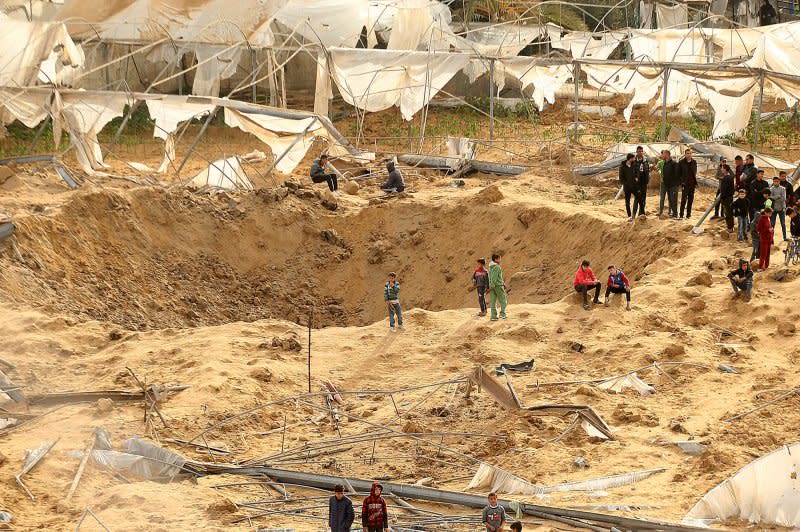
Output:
[757, 208, 774, 270]
[573, 260, 601, 311]
[361, 482, 389, 531]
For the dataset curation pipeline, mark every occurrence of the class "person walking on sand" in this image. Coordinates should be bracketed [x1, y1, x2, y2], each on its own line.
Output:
[769, 176, 788, 241]
[482, 492, 507, 532]
[472, 258, 489, 317]
[619, 153, 639, 221]
[361, 482, 389, 532]
[488, 254, 507, 321]
[605, 265, 632, 311]
[732, 189, 751, 242]
[310, 154, 339, 193]
[634, 145, 650, 216]
[573, 260, 601, 311]
[678, 148, 697, 219]
[757, 208, 775, 270]
[329, 484, 355, 532]
[384, 272, 403, 331]
[728, 259, 753, 302]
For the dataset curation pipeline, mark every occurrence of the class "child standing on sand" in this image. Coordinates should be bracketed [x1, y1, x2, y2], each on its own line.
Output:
[472, 258, 489, 317]
[384, 272, 403, 332]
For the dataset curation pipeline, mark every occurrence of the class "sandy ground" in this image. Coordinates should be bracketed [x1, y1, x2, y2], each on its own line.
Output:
[1, 108, 800, 531]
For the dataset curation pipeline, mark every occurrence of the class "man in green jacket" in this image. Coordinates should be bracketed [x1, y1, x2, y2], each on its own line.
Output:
[488, 253, 507, 321]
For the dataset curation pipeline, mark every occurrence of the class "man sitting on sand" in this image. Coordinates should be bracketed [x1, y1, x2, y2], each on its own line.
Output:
[728, 259, 753, 302]
[310, 154, 338, 193]
[381, 161, 405, 193]
[605, 265, 632, 311]
[573, 260, 601, 311]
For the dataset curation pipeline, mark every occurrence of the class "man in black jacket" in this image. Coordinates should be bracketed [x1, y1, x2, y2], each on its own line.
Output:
[728, 259, 753, 302]
[678, 149, 698, 219]
[741, 154, 758, 190]
[329, 484, 355, 532]
[719, 164, 735, 232]
[659, 150, 680, 218]
[619, 153, 639, 221]
[634, 145, 650, 216]
[750, 169, 769, 218]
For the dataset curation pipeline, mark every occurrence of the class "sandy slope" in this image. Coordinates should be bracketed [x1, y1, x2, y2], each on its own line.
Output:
[1, 166, 799, 531]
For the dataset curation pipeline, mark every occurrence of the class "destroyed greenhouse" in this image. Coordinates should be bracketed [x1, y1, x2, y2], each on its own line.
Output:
[1, 0, 800, 530]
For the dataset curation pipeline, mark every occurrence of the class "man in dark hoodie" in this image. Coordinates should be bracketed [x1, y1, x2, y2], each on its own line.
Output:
[619, 153, 639, 221]
[310, 154, 338, 193]
[381, 161, 405, 193]
[750, 170, 769, 219]
[634, 145, 650, 216]
[732, 189, 751, 241]
[329, 484, 355, 532]
[728, 259, 753, 302]
[741, 154, 757, 190]
[659, 149, 679, 218]
[361, 482, 389, 532]
[719, 164, 735, 232]
[678, 148, 697, 219]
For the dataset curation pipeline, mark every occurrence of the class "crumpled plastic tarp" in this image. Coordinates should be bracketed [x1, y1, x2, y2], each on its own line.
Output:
[684, 442, 800, 528]
[597, 373, 656, 396]
[87, 437, 188, 482]
[189, 156, 254, 191]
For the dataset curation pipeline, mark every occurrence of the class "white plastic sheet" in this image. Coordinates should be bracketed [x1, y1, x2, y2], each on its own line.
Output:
[145, 97, 215, 172]
[224, 108, 319, 174]
[0, 16, 83, 86]
[597, 373, 656, 396]
[328, 48, 470, 121]
[192, 45, 244, 97]
[87, 437, 188, 481]
[502, 59, 572, 111]
[684, 442, 800, 528]
[53, 91, 131, 174]
[0, 88, 50, 128]
[189, 156, 253, 190]
[656, 3, 688, 28]
[386, 0, 454, 51]
[274, 0, 370, 48]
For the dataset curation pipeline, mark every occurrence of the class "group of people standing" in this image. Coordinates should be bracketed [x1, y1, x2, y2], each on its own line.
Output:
[329, 483, 523, 532]
[619, 146, 700, 221]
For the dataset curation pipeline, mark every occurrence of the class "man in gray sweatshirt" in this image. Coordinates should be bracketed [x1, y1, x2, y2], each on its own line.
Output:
[770, 176, 788, 241]
[381, 161, 405, 193]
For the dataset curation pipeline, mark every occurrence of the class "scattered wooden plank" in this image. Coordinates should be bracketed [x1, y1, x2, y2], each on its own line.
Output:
[65, 439, 94, 503]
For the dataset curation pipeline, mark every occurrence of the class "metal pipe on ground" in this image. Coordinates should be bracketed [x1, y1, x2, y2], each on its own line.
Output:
[201, 466, 712, 532]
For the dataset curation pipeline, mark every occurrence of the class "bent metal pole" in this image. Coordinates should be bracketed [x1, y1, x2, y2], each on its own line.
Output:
[210, 466, 712, 532]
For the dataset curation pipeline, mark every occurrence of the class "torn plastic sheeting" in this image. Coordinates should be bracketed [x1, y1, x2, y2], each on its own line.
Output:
[274, 0, 370, 48]
[684, 442, 800, 528]
[189, 156, 253, 191]
[85, 437, 189, 482]
[53, 91, 132, 175]
[328, 48, 471, 122]
[223, 108, 318, 174]
[467, 463, 664, 496]
[192, 45, 244, 97]
[0, 88, 50, 128]
[0, 18, 82, 87]
[656, 3, 688, 28]
[500, 59, 572, 111]
[596, 373, 655, 396]
[445, 137, 476, 160]
[145, 97, 215, 172]
[459, 23, 543, 57]
[386, 0, 454, 51]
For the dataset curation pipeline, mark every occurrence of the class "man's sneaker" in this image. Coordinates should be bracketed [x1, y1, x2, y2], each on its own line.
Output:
[389, 327, 396, 332]
[583, 304, 590, 311]
[490, 317, 499, 321]
[398, 325, 404, 330]
[626, 302, 632, 311]
[604, 295, 611, 306]
[500, 315, 507, 320]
